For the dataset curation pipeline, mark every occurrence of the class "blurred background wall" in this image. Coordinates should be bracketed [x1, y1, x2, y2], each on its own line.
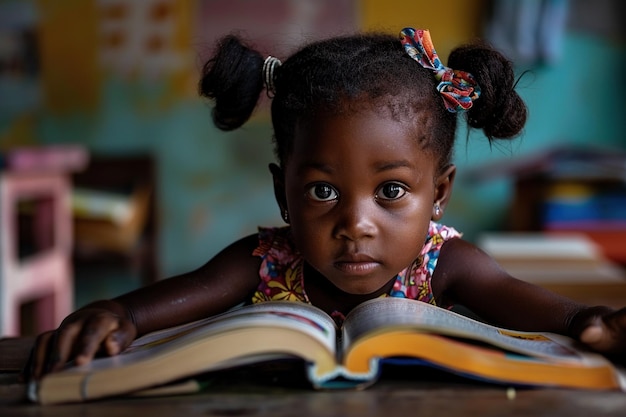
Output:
[1, 0, 624, 307]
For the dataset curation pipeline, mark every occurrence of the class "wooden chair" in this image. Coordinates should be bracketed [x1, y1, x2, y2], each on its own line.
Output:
[72, 155, 159, 286]
[0, 172, 73, 336]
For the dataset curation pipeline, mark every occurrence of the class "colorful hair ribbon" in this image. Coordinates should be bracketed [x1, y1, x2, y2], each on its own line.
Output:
[399, 28, 481, 113]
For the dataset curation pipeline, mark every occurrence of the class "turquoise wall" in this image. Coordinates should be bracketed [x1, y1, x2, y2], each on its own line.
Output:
[27, 31, 626, 278]
[37, 79, 281, 278]
[3, 4, 624, 279]
[447, 32, 626, 242]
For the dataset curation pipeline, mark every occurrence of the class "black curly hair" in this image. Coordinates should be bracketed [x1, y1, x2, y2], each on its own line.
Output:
[199, 31, 526, 173]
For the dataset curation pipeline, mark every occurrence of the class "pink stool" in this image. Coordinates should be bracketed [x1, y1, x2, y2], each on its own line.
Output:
[0, 172, 73, 336]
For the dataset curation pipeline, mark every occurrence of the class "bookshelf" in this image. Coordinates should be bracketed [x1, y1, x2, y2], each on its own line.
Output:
[469, 145, 626, 266]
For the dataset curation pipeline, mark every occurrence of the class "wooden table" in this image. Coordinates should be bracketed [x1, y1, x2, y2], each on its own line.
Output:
[2, 337, 626, 416]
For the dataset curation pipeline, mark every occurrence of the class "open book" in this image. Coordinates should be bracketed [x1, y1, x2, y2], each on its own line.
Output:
[31, 298, 626, 404]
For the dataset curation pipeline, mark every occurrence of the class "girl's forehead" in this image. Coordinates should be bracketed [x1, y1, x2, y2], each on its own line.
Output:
[293, 108, 426, 153]
[288, 109, 435, 172]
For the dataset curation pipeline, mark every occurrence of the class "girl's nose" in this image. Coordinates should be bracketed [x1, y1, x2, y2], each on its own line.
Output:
[333, 199, 377, 241]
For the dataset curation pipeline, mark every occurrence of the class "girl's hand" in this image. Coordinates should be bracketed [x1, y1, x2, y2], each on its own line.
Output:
[24, 303, 137, 380]
[579, 307, 626, 361]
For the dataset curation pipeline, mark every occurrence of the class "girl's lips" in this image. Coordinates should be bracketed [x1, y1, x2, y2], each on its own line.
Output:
[334, 261, 380, 275]
[334, 254, 380, 276]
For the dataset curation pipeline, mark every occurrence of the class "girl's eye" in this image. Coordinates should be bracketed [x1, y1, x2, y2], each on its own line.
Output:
[377, 183, 407, 200]
[306, 183, 338, 201]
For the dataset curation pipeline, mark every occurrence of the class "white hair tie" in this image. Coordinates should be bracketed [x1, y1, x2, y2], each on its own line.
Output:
[263, 56, 281, 98]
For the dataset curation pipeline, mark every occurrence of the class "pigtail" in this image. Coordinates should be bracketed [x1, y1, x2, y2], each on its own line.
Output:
[448, 42, 527, 141]
[199, 35, 265, 131]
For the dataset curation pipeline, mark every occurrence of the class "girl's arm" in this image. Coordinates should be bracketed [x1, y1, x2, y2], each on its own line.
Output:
[432, 238, 626, 358]
[116, 233, 262, 335]
[27, 233, 262, 379]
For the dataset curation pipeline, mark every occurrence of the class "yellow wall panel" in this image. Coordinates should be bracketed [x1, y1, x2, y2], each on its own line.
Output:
[37, 0, 100, 113]
[360, 0, 487, 61]
[169, 0, 196, 98]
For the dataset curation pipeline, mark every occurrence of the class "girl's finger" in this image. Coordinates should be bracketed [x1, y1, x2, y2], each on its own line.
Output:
[73, 316, 120, 366]
[603, 308, 626, 350]
[47, 323, 84, 373]
[580, 325, 606, 347]
[23, 331, 54, 381]
[105, 319, 137, 356]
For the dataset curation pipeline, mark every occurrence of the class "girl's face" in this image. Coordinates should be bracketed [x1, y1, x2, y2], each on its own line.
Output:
[273, 108, 455, 295]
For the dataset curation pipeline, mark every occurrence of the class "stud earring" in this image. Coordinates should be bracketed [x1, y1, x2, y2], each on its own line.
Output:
[434, 204, 441, 217]
[282, 209, 290, 223]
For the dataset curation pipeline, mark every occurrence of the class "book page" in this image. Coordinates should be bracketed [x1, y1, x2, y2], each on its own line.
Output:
[342, 298, 583, 362]
[129, 301, 338, 356]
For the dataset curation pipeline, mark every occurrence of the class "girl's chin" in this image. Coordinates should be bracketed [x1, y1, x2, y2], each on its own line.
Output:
[327, 276, 395, 296]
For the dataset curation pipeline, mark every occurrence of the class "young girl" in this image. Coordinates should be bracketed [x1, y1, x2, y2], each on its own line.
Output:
[28, 28, 626, 378]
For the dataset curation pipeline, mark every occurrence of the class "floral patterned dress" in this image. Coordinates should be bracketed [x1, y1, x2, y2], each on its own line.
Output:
[251, 221, 461, 321]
